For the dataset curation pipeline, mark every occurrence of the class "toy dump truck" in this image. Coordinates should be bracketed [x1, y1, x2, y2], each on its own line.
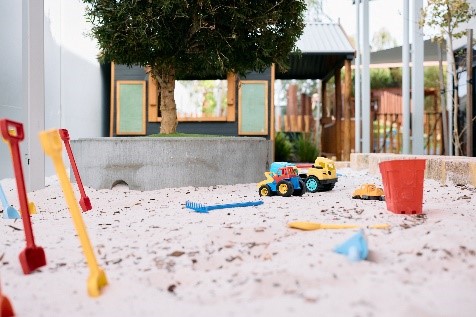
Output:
[296, 157, 338, 193]
[352, 184, 385, 201]
[257, 162, 306, 197]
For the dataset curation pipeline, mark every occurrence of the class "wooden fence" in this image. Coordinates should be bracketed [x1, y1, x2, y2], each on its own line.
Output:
[275, 87, 443, 157]
[275, 114, 315, 133]
[372, 112, 443, 155]
[275, 112, 443, 157]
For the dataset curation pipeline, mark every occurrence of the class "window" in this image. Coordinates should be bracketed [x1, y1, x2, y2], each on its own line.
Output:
[175, 80, 228, 120]
[147, 72, 236, 123]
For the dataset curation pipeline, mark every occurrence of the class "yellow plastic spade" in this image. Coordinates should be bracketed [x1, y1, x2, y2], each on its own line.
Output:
[39, 129, 108, 297]
[21, 201, 37, 215]
[288, 221, 390, 231]
[28, 201, 37, 215]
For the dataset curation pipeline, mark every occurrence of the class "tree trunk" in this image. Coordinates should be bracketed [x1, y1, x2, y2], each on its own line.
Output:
[153, 66, 177, 134]
[447, 33, 461, 155]
[466, 29, 474, 157]
[437, 42, 448, 155]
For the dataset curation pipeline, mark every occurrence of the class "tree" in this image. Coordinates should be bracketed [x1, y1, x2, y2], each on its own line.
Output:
[371, 27, 397, 52]
[305, 0, 325, 22]
[83, 0, 306, 134]
[420, 0, 476, 155]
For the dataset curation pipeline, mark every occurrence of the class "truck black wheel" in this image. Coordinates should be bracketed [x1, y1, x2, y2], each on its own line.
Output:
[259, 185, 272, 197]
[277, 180, 294, 197]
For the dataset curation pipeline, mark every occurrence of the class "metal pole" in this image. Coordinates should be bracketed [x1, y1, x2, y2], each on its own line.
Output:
[22, 0, 45, 190]
[362, 0, 371, 153]
[402, 0, 410, 154]
[447, 36, 454, 156]
[466, 29, 473, 157]
[411, 0, 424, 154]
[355, 0, 361, 153]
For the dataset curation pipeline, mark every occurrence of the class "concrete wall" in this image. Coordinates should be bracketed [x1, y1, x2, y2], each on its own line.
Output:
[71, 137, 272, 191]
[0, 0, 107, 181]
[0, 0, 25, 180]
[350, 153, 476, 187]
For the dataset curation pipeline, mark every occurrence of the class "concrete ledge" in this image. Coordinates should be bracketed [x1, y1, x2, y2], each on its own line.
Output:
[71, 137, 272, 191]
[350, 153, 476, 187]
[335, 161, 350, 169]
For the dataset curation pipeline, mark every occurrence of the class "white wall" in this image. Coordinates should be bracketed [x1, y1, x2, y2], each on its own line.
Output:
[45, 0, 106, 139]
[0, 0, 107, 181]
[0, 0, 24, 180]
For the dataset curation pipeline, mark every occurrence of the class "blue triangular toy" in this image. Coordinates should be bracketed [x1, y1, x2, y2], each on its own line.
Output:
[334, 229, 368, 261]
[0, 183, 21, 219]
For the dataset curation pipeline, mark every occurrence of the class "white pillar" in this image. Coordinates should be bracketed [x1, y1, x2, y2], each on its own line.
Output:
[411, 0, 424, 154]
[355, 0, 361, 153]
[362, 0, 371, 153]
[22, 0, 45, 190]
[447, 36, 454, 156]
[402, 0, 410, 154]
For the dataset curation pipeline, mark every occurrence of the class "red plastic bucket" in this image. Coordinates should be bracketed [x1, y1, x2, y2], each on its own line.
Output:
[378, 159, 426, 214]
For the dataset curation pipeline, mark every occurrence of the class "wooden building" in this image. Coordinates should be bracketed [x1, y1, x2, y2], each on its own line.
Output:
[109, 23, 355, 158]
[110, 64, 275, 138]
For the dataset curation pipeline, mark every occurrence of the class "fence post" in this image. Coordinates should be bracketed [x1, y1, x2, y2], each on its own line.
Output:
[467, 29, 473, 157]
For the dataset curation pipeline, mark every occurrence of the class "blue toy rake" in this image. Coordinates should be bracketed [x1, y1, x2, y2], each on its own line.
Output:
[0, 183, 21, 219]
[185, 200, 264, 213]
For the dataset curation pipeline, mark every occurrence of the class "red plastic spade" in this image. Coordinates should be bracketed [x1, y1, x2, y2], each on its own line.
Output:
[58, 129, 92, 212]
[0, 282, 15, 317]
[0, 119, 46, 274]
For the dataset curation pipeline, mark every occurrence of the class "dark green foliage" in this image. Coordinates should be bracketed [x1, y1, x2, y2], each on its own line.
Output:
[347, 66, 443, 93]
[293, 133, 318, 163]
[275, 132, 293, 162]
[389, 68, 402, 85]
[83, 0, 307, 78]
[370, 69, 394, 89]
[424, 66, 442, 89]
[275, 132, 318, 162]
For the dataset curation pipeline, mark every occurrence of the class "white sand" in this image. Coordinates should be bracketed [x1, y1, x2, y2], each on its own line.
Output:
[1, 168, 475, 317]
